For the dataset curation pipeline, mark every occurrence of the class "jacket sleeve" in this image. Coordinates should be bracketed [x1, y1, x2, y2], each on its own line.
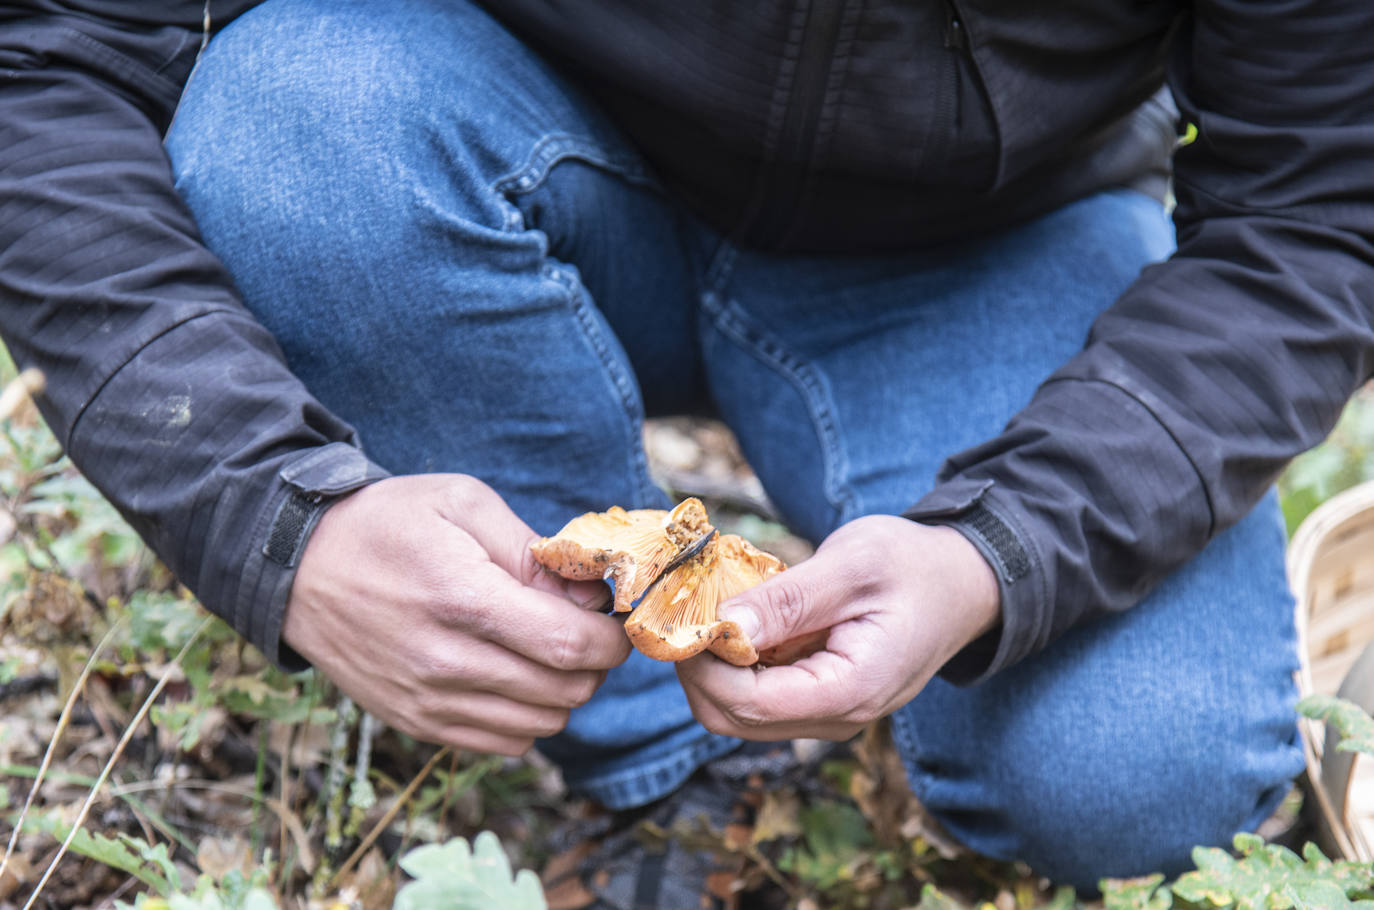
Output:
[906, 0, 1374, 683]
[0, 9, 389, 669]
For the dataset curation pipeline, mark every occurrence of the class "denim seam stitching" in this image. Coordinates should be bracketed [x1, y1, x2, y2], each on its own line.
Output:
[488, 132, 660, 507]
[697, 273, 859, 523]
[492, 132, 656, 199]
[702, 241, 740, 294]
[540, 264, 659, 507]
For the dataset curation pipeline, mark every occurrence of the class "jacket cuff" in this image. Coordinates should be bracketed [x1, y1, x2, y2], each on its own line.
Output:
[903, 479, 1047, 685]
[235, 443, 390, 670]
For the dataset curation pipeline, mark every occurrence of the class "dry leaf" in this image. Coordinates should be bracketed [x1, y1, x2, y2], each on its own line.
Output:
[0, 851, 34, 900]
[196, 834, 253, 880]
[752, 790, 803, 845]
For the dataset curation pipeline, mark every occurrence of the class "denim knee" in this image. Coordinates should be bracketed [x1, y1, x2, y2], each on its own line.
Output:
[169, 0, 530, 257]
[910, 710, 1296, 890]
[164, 0, 690, 523]
[899, 683, 1300, 890]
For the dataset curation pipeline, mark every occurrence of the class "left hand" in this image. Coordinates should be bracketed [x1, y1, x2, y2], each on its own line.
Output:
[677, 516, 1001, 741]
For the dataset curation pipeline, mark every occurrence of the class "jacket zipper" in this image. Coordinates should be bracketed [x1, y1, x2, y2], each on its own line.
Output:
[743, 0, 848, 247]
[775, 0, 847, 167]
[944, 0, 967, 50]
[925, 0, 969, 178]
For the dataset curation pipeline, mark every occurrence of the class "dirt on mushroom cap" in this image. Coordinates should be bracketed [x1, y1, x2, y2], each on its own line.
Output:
[530, 499, 786, 665]
[529, 498, 713, 613]
[623, 533, 784, 665]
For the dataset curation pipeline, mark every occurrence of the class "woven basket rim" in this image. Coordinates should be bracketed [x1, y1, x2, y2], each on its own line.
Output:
[1287, 477, 1374, 862]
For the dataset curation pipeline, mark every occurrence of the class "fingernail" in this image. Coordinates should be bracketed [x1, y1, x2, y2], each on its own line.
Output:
[720, 604, 760, 639]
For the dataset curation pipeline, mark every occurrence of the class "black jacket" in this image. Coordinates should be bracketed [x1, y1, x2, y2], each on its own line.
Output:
[1, 0, 1372, 681]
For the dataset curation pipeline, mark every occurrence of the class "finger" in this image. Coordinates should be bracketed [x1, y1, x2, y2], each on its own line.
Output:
[677, 648, 867, 731]
[679, 670, 864, 742]
[429, 725, 537, 758]
[432, 475, 548, 584]
[414, 689, 572, 741]
[466, 569, 633, 671]
[529, 567, 613, 612]
[516, 527, 610, 607]
[414, 634, 611, 708]
[432, 478, 615, 611]
[717, 548, 866, 651]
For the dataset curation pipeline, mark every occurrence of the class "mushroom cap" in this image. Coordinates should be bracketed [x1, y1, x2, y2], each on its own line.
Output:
[624, 533, 784, 665]
[530, 500, 788, 665]
[530, 498, 713, 612]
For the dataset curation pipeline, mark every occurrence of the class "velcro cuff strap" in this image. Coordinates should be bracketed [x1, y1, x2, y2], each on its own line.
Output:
[264, 490, 323, 567]
[960, 502, 1032, 584]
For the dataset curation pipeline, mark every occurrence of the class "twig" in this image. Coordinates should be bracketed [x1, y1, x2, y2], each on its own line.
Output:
[278, 721, 295, 883]
[0, 618, 125, 885]
[277, 672, 327, 886]
[436, 750, 460, 830]
[345, 711, 379, 838]
[253, 723, 268, 860]
[313, 696, 357, 892]
[330, 746, 451, 889]
[19, 614, 212, 910]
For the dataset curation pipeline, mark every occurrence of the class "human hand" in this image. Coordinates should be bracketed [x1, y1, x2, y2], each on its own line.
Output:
[676, 517, 1000, 741]
[281, 474, 631, 756]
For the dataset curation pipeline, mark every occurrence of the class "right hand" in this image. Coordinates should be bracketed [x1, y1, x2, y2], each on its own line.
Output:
[281, 474, 630, 755]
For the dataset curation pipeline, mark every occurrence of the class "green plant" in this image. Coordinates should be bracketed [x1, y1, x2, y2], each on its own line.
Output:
[392, 831, 547, 910]
[1280, 390, 1374, 535]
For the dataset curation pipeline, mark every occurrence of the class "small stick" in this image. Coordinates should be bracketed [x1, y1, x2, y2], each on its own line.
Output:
[20, 615, 212, 910]
[0, 618, 126, 884]
[330, 746, 451, 889]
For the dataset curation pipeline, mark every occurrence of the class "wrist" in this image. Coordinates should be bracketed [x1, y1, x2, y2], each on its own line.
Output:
[924, 523, 1002, 648]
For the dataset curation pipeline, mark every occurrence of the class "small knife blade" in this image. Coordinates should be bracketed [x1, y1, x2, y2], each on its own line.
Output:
[630, 528, 717, 609]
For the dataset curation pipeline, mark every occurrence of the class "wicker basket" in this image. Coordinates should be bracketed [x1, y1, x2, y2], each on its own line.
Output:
[1288, 479, 1374, 862]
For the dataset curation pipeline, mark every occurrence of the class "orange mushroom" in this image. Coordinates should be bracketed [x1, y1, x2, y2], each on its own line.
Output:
[530, 498, 789, 665]
[529, 498, 713, 613]
[624, 532, 784, 665]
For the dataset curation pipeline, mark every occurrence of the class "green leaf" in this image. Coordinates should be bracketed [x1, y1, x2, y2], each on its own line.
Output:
[127, 590, 211, 655]
[1170, 833, 1374, 909]
[913, 883, 967, 909]
[1101, 873, 1170, 909]
[125, 835, 183, 894]
[776, 801, 876, 890]
[115, 877, 279, 910]
[22, 813, 170, 894]
[393, 831, 546, 910]
[239, 890, 280, 910]
[1043, 885, 1083, 909]
[1298, 694, 1374, 758]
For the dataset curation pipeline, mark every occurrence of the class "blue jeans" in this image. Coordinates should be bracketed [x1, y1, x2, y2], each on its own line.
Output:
[165, 0, 1304, 888]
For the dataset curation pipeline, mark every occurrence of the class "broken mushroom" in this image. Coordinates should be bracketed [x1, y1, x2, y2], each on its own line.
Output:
[529, 498, 713, 613]
[530, 498, 787, 665]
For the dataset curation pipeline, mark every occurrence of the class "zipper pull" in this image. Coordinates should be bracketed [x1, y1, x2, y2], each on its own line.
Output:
[944, 3, 968, 50]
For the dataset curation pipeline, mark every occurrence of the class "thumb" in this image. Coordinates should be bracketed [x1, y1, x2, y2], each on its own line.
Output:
[717, 555, 850, 651]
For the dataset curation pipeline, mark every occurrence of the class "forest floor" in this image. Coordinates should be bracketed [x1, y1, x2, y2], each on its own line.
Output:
[2, 389, 1371, 909]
